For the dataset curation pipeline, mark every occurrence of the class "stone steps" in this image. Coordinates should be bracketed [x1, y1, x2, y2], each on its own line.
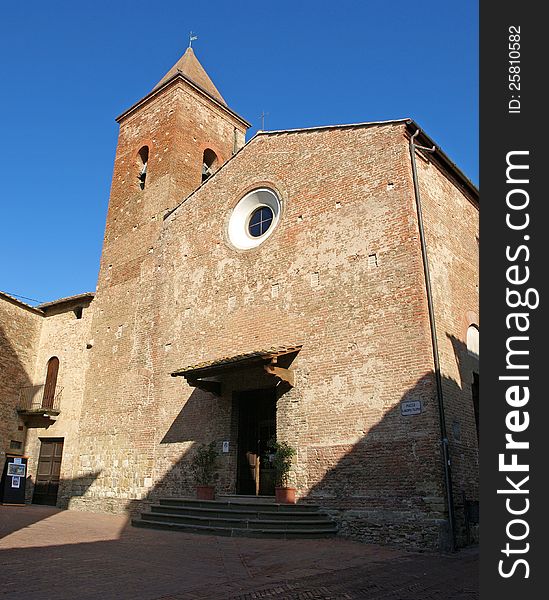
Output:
[217, 494, 277, 504]
[158, 497, 317, 511]
[143, 511, 331, 530]
[150, 504, 320, 520]
[132, 496, 337, 539]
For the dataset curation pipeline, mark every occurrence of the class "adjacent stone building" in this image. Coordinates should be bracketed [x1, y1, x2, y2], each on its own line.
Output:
[0, 47, 479, 549]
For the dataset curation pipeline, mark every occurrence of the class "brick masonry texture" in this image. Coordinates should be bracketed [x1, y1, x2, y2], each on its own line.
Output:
[417, 152, 479, 544]
[0, 54, 478, 551]
[0, 297, 42, 466]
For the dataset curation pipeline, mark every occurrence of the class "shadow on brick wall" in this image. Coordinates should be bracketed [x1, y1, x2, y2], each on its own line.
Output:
[0, 324, 35, 469]
[160, 388, 220, 444]
[120, 338, 478, 551]
[304, 375, 478, 549]
[0, 334, 478, 550]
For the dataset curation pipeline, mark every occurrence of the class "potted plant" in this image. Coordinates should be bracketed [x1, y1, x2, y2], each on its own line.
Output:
[190, 441, 218, 500]
[269, 440, 297, 504]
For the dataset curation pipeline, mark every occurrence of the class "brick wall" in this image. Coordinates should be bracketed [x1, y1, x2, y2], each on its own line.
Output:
[0, 295, 42, 471]
[150, 123, 448, 548]
[415, 150, 480, 545]
[69, 78, 247, 513]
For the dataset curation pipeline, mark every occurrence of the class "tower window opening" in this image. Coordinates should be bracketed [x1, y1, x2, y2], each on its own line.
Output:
[137, 146, 149, 190]
[202, 149, 218, 182]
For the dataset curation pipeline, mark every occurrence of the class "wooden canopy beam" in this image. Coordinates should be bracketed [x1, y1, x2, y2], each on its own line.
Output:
[263, 364, 295, 388]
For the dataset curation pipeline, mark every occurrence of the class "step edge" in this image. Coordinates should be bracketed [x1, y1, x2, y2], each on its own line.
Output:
[132, 519, 337, 534]
[150, 506, 322, 516]
[141, 512, 334, 525]
[157, 497, 320, 509]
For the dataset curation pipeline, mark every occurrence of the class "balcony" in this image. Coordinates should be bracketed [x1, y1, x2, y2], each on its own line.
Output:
[17, 384, 63, 427]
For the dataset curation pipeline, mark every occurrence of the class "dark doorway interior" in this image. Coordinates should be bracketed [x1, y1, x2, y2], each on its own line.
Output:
[235, 389, 276, 496]
[33, 439, 64, 506]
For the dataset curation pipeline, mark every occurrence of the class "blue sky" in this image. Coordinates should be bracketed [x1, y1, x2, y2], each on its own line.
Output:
[0, 0, 478, 304]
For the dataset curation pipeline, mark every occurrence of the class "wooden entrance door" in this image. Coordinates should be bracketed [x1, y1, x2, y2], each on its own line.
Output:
[236, 389, 276, 496]
[32, 439, 64, 505]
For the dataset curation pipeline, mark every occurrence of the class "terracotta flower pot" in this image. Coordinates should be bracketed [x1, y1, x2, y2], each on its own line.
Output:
[196, 485, 215, 500]
[275, 486, 296, 504]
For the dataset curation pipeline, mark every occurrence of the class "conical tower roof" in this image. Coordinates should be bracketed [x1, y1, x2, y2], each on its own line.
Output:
[152, 47, 226, 105]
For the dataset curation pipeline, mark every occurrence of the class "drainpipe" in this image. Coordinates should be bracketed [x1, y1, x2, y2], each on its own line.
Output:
[409, 129, 456, 552]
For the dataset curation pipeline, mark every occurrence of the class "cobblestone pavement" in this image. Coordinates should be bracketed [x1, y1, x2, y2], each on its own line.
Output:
[0, 505, 478, 600]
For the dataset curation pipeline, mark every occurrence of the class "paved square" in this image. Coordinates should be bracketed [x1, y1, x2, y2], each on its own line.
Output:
[0, 506, 478, 599]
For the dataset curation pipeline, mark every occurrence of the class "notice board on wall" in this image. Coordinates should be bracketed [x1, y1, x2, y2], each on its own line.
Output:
[0, 454, 28, 505]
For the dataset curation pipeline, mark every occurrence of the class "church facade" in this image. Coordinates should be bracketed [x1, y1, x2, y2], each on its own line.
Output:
[0, 48, 479, 550]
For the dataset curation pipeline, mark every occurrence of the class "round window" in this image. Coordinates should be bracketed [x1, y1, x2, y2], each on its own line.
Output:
[248, 206, 274, 237]
[228, 188, 281, 249]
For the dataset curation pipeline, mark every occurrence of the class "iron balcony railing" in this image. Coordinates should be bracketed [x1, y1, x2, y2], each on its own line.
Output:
[17, 384, 63, 413]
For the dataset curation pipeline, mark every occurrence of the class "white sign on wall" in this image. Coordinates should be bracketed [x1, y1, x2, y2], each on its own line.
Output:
[400, 400, 422, 416]
[222, 441, 230, 453]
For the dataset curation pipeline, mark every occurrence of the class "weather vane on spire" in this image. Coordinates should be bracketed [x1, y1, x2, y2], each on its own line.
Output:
[189, 31, 198, 48]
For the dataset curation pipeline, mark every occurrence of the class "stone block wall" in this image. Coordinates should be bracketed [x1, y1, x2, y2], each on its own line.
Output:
[23, 299, 94, 505]
[0, 295, 42, 471]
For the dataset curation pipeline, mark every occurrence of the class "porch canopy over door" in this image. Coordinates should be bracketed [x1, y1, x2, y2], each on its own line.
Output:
[170, 345, 302, 395]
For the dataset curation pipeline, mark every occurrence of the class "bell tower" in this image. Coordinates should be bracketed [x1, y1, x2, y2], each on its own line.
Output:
[100, 46, 249, 285]
[71, 49, 249, 509]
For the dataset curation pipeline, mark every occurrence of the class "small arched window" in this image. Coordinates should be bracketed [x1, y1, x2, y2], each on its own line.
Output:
[467, 325, 479, 358]
[42, 356, 60, 409]
[137, 146, 149, 190]
[202, 149, 218, 182]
